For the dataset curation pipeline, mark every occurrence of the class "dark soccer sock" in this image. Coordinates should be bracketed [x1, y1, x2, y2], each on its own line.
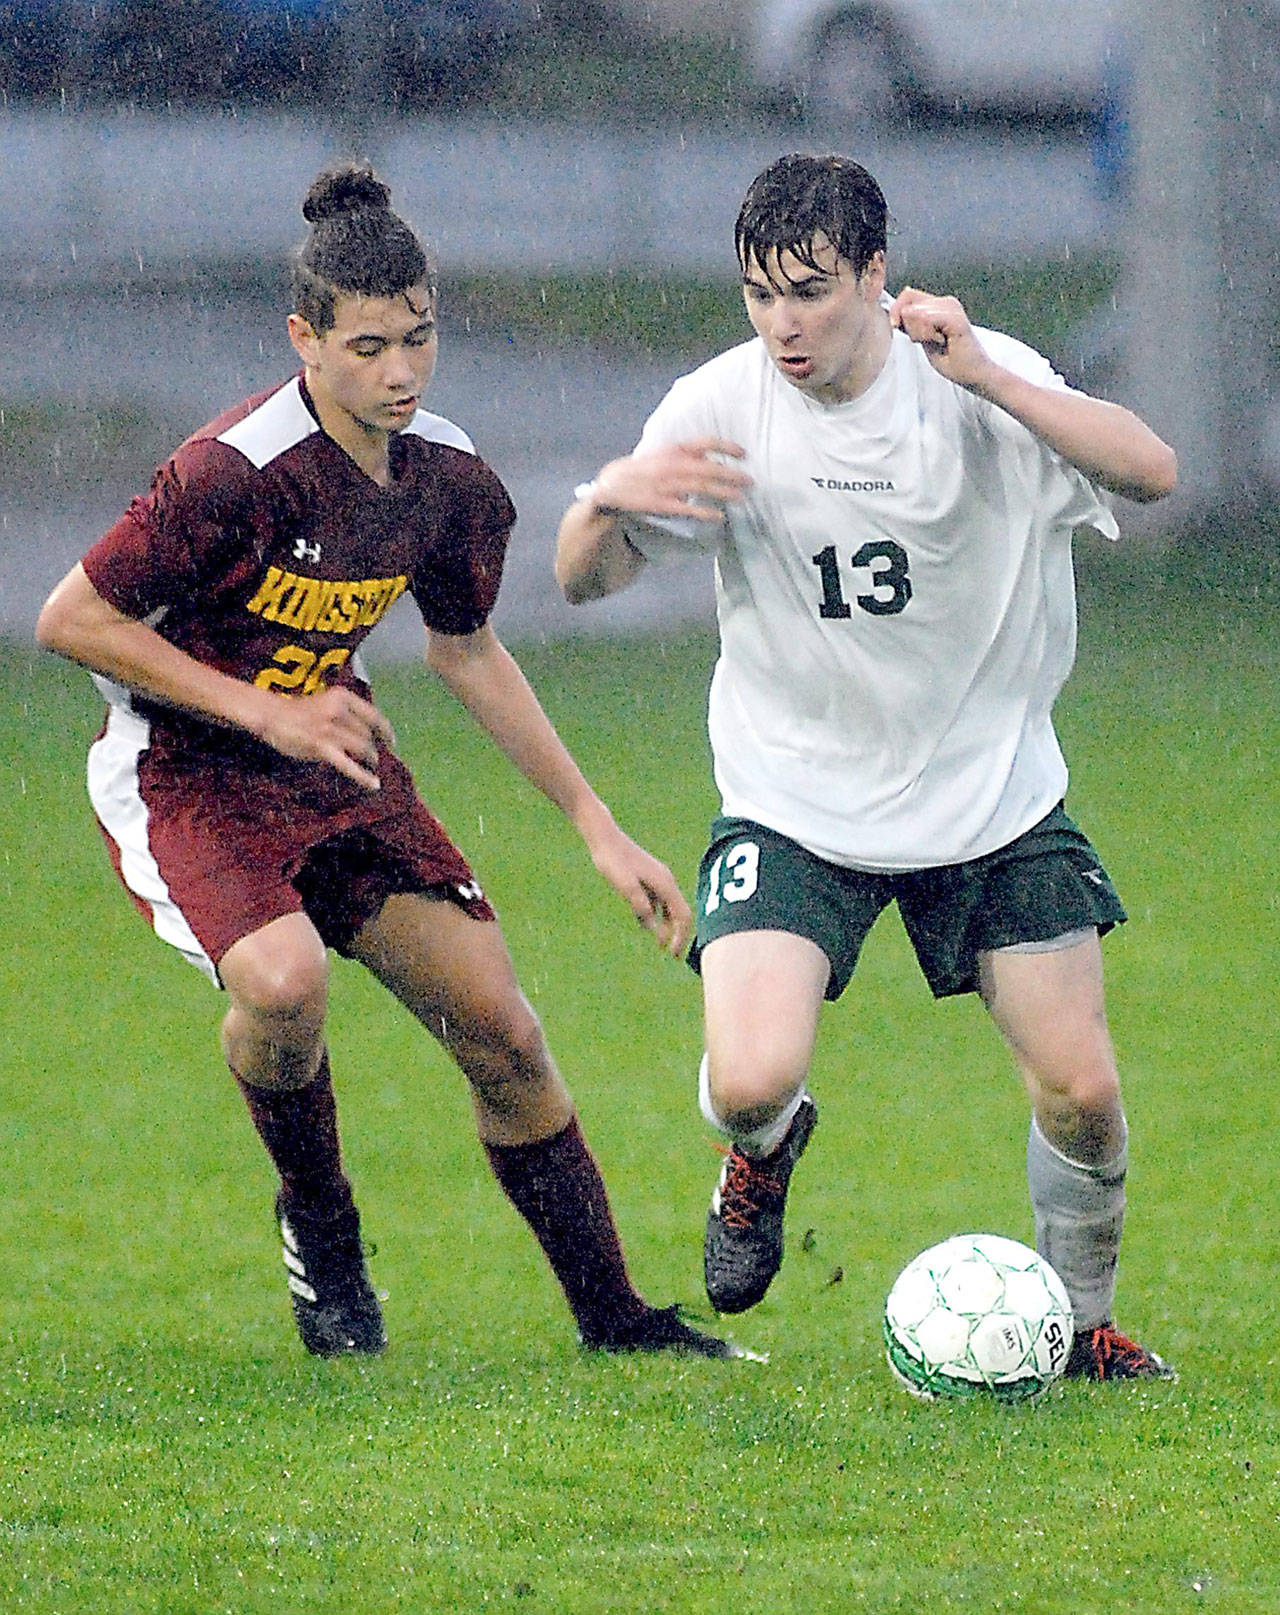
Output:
[484, 1117, 650, 1340]
[233, 1049, 355, 1218]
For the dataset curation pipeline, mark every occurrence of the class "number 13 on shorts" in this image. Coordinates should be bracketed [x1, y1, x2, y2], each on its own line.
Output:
[704, 841, 761, 915]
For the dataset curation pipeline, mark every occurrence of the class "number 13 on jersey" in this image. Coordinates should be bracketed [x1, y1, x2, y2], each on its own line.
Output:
[812, 540, 912, 619]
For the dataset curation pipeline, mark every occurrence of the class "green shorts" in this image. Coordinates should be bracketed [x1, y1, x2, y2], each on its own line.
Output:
[689, 804, 1127, 1000]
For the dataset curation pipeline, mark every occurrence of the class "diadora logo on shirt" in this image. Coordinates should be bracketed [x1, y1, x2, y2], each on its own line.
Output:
[810, 477, 896, 493]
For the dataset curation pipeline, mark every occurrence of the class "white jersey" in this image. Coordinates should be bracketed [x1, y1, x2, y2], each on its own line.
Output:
[622, 319, 1118, 871]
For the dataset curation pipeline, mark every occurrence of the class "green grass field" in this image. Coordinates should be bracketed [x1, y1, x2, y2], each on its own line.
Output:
[2, 549, 1278, 1612]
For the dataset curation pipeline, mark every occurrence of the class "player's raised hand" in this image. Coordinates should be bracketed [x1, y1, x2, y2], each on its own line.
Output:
[592, 438, 751, 523]
[889, 287, 995, 389]
[257, 684, 397, 791]
[583, 819, 693, 957]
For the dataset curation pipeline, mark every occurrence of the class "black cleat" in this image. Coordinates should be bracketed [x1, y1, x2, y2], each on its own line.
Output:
[580, 1304, 761, 1360]
[705, 1096, 817, 1314]
[1063, 1321, 1176, 1382]
[276, 1194, 387, 1358]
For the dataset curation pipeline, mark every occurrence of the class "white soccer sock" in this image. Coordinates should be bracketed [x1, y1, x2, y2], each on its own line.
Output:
[698, 1053, 808, 1158]
[1026, 1116, 1128, 1331]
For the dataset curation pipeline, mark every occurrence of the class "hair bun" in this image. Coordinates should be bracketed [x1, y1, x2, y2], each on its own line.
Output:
[302, 165, 392, 224]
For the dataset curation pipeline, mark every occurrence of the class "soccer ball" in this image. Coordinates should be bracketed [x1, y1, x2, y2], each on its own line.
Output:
[883, 1233, 1074, 1401]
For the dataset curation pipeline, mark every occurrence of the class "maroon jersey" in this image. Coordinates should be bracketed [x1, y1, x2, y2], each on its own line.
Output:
[83, 375, 513, 822]
[81, 378, 511, 974]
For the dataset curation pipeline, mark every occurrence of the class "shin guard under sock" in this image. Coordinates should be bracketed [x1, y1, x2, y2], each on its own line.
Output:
[484, 1117, 648, 1338]
[234, 1050, 354, 1217]
[1027, 1116, 1126, 1330]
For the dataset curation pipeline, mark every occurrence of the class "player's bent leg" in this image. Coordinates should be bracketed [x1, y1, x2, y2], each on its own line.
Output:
[347, 891, 572, 1144]
[978, 931, 1124, 1160]
[980, 937, 1174, 1381]
[219, 912, 331, 1090]
[349, 894, 743, 1358]
[701, 929, 828, 1129]
[699, 931, 827, 1314]
[220, 915, 383, 1356]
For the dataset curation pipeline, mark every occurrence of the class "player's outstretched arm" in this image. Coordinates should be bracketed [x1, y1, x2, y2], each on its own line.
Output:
[555, 438, 750, 604]
[425, 622, 692, 955]
[35, 563, 393, 791]
[889, 287, 1177, 502]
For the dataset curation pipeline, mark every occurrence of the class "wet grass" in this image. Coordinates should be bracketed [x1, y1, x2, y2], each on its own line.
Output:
[3, 557, 1278, 1612]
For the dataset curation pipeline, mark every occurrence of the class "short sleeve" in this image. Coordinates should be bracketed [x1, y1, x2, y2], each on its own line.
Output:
[616, 373, 728, 562]
[970, 326, 1119, 542]
[409, 450, 517, 635]
[972, 325, 1064, 391]
[81, 440, 259, 619]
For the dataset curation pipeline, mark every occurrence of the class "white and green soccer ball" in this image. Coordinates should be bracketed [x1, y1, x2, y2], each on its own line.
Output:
[883, 1233, 1074, 1401]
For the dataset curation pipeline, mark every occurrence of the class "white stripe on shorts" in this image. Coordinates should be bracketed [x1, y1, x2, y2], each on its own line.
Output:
[87, 681, 219, 983]
[995, 926, 1095, 955]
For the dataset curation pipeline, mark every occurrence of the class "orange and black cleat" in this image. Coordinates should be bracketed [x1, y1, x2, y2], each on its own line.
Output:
[1063, 1321, 1176, 1382]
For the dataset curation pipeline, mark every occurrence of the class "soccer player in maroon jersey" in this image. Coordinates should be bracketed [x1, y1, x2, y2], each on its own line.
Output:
[36, 164, 745, 1361]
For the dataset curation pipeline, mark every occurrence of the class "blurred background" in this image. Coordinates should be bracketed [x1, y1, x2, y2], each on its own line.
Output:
[3, 0, 1278, 653]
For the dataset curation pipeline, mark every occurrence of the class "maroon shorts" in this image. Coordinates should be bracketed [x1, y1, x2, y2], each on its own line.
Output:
[90, 715, 494, 982]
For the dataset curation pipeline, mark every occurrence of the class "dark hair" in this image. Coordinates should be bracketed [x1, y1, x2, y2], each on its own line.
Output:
[291, 164, 435, 333]
[735, 154, 889, 281]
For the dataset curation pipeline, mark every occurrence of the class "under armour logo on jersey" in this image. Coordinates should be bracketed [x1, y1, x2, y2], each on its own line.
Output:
[455, 879, 485, 904]
[292, 538, 321, 564]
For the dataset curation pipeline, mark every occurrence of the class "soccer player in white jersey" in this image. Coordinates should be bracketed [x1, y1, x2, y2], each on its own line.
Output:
[555, 153, 1179, 1380]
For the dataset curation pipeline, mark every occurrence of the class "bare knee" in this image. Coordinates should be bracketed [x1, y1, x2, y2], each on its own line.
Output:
[699, 931, 826, 1131]
[1026, 1061, 1125, 1162]
[220, 922, 329, 1088]
[981, 941, 1126, 1159]
[705, 1050, 808, 1132]
[466, 1006, 554, 1101]
[448, 995, 562, 1116]
[234, 951, 327, 1023]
